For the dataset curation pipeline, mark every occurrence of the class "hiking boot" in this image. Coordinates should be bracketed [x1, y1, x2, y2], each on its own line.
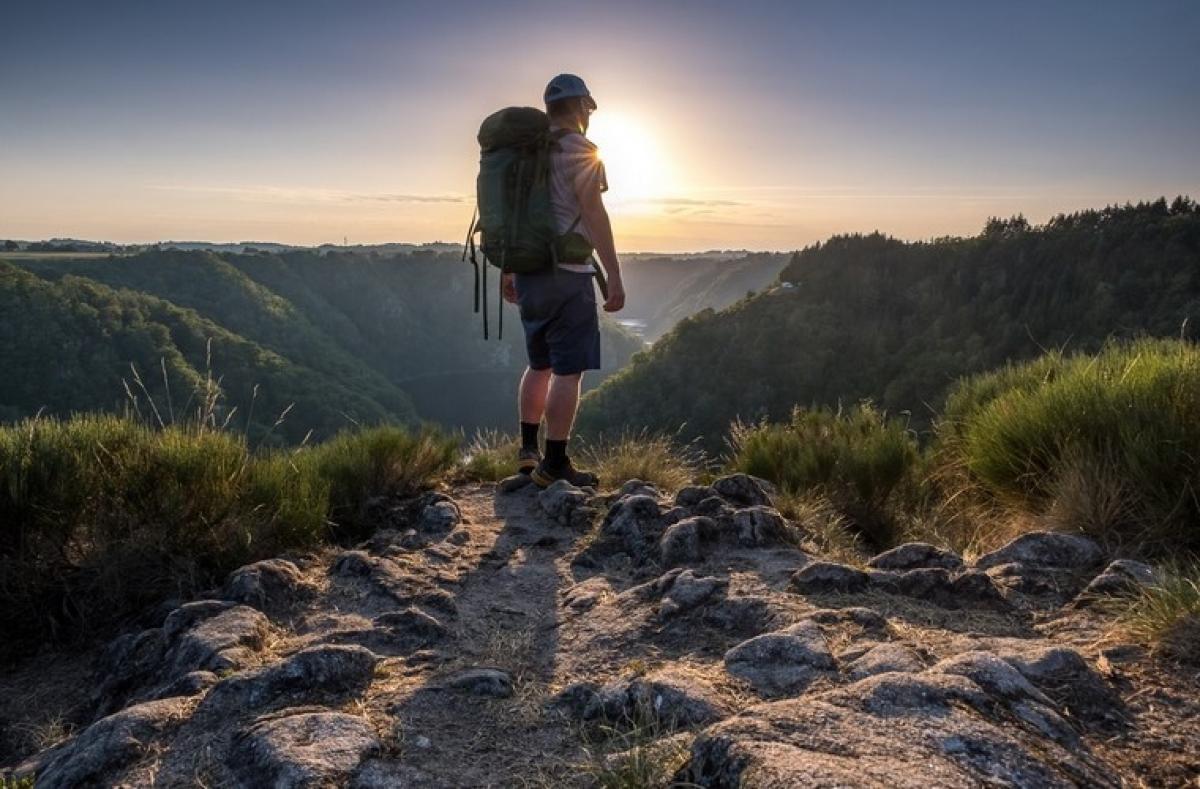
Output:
[517, 446, 541, 475]
[531, 459, 599, 489]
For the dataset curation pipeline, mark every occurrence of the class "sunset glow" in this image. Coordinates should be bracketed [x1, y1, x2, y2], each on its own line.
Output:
[588, 111, 678, 206]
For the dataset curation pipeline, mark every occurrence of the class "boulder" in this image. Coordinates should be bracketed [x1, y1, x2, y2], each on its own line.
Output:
[419, 499, 461, 533]
[659, 569, 728, 618]
[555, 669, 726, 730]
[711, 473, 775, 507]
[659, 517, 710, 566]
[731, 506, 789, 547]
[231, 710, 381, 788]
[790, 561, 871, 594]
[587, 493, 665, 565]
[167, 604, 272, 677]
[702, 595, 781, 636]
[498, 473, 534, 494]
[372, 607, 448, 644]
[975, 531, 1104, 571]
[1076, 559, 1158, 602]
[445, 667, 513, 698]
[844, 643, 925, 680]
[617, 479, 661, 500]
[538, 479, 589, 525]
[675, 485, 717, 508]
[36, 698, 192, 789]
[201, 644, 378, 715]
[724, 620, 836, 696]
[867, 542, 964, 571]
[223, 558, 313, 614]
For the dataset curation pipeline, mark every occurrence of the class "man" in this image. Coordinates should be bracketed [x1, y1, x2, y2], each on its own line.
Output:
[503, 73, 625, 487]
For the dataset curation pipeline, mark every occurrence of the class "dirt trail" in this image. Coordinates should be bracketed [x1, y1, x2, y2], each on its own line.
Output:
[4, 477, 1199, 787]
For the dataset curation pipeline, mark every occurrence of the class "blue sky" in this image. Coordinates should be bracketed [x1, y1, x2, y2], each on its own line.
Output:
[2, 0, 1197, 249]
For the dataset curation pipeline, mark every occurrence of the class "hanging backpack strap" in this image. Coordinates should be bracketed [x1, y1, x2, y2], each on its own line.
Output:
[462, 207, 480, 314]
[497, 267, 504, 341]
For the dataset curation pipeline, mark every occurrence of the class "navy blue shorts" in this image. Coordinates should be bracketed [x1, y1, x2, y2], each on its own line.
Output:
[514, 269, 601, 375]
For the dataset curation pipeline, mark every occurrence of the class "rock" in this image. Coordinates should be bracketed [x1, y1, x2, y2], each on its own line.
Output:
[804, 607, 891, 636]
[692, 495, 736, 521]
[538, 479, 589, 525]
[887, 567, 1008, 609]
[687, 665, 1114, 788]
[617, 479, 661, 499]
[353, 760, 440, 788]
[443, 528, 471, 546]
[867, 542, 964, 571]
[498, 473, 534, 493]
[152, 670, 219, 700]
[659, 569, 727, 618]
[329, 550, 408, 600]
[223, 558, 312, 613]
[167, 604, 272, 676]
[731, 505, 789, 547]
[231, 710, 381, 788]
[844, 643, 925, 679]
[445, 668, 513, 698]
[790, 561, 870, 594]
[372, 607, 448, 643]
[975, 531, 1104, 571]
[202, 644, 378, 715]
[419, 499, 461, 533]
[724, 620, 836, 696]
[36, 698, 191, 789]
[562, 576, 612, 612]
[932, 651, 1053, 705]
[675, 485, 717, 507]
[702, 595, 781, 636]
[589, 493, 665, 565]
[659, 516, 710, 566]
[711, 473, 775, 507]
[90, 628, 168, 715]
[1076, 559, 1158, 602]
[559, 670, 726, 729]
[162, 599, 237, 638]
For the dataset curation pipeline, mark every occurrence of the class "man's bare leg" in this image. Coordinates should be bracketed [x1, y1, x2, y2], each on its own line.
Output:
[519, 366, 552, 424]
[544, 372, 582, 440]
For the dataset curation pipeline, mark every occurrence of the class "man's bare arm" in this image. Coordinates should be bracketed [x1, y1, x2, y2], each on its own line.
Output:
[577, 182, 625, 312]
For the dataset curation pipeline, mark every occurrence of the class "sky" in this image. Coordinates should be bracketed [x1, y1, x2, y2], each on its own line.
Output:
[2, 0, 1198, 252]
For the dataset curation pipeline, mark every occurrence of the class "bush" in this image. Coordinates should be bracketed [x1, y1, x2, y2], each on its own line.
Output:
[0, 416, 453, 658]
[310, 425, 457, 537]
[458, 430, 521, 482]
[729, 403, 919, 547]
[1113, 562, 1200, 661]
[937, 338, 1200, 552]
[580, 430, 703, 492]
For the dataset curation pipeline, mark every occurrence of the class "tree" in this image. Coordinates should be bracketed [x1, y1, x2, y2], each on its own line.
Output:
[2, 240, 17, 251]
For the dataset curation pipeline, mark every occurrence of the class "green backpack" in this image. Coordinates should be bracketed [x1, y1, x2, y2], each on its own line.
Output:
[464, 106, 593, 338]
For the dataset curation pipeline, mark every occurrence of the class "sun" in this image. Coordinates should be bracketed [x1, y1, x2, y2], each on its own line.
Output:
[587, 111, 674, 205]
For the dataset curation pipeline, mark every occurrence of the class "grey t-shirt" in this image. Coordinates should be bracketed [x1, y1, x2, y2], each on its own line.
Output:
[549, 126, 607, 273]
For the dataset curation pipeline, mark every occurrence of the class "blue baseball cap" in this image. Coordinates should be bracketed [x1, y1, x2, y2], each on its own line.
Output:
[544, 73, 597, 111]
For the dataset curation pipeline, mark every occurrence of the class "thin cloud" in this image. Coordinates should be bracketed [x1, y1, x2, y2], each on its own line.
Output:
[648, 197, 744, 207]
[149, 185, 464, 204]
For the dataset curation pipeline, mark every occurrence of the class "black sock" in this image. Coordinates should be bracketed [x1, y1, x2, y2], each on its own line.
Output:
[520, 421, 540, 451]
[544, 439, 568, 468]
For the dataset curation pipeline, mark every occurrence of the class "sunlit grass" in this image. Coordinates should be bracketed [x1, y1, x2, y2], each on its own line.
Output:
[580, 429, 704, 492]
[1112, 562, 1200, 661]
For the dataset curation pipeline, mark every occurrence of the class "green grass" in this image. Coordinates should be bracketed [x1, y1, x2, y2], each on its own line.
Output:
[936, 338, 1200, 552]
[0, 415, 454, 657]
[580, 430, 704, 492]
[729, 403, 920, 547]
[1113, 562, 1200, 661]
[459, 429, 522, 482]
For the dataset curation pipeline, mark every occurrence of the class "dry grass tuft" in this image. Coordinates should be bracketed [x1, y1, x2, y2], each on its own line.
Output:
[580, 430, 704, 493]
[1110, 562, 1200, 661]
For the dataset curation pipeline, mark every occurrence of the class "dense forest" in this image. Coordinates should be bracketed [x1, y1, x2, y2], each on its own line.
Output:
[0, 247, 781, 441]
[578, 198, 1200, 447]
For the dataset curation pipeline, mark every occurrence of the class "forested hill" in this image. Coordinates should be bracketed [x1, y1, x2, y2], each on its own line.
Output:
[577, 197, 1200, 446]
[1, 248, 647, 442]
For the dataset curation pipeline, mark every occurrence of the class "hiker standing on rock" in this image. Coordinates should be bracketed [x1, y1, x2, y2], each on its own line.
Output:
[480, 74, 625, 487]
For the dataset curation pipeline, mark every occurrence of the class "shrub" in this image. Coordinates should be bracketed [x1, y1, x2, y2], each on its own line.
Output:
[937, 338, 1200, 552]
[310, 425, 457, 537]
[0, 416, 453, 658]
[458, 430, 521, 482]
[580, 430, 703, 492]
[729, 403, 919, 547]
[1113, 562, 1200, 661]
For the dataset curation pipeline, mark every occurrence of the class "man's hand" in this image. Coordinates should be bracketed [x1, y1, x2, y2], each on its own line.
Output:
[603, 277, 625, 312]
[502, 273, 518, 304]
